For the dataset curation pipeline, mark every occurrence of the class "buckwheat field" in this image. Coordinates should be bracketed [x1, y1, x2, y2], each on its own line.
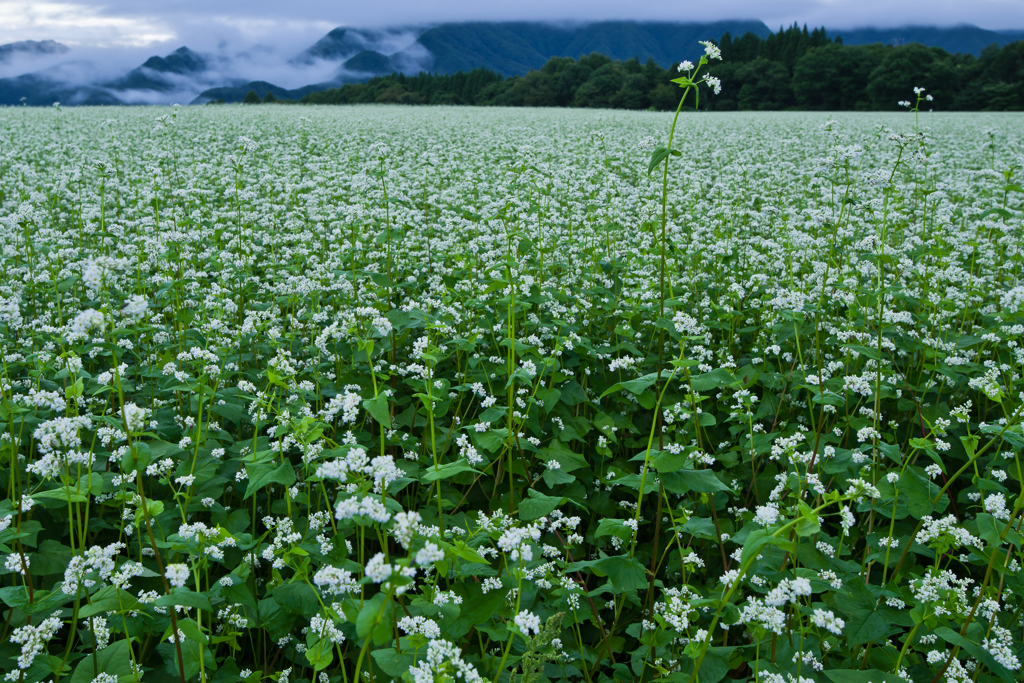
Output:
[1, 98, 1024, 683]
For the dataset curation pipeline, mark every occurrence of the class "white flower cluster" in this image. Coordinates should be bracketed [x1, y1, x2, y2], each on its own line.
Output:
[313, 566, 359, 596]
[497, 522, 542, 562]
[810, 608, 845, 635]
[765, 577, 813, 606]
[334, 495, 392, 524]
[514, 610, 541, 637]
[407, 639, 484, 683]
[165, 563, 189, 588]
[399, 615, 441, 639]
[7, 614, 62, 672]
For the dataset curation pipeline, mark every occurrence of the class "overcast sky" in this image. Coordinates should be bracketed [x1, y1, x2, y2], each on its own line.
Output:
[3, 0, 1024, 49]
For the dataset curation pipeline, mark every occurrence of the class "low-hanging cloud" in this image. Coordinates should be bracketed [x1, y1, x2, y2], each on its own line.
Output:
[0, 23, 432, 106]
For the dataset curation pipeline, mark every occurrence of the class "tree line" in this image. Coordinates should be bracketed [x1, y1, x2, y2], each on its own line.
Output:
[256, 24, 1024, 111]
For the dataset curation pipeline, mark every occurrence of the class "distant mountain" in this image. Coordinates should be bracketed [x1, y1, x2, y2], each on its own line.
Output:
[0, 40, 68, 63]
[0, 46, 227, 105]
[194, 80, 328, 104]
[833, 24, 1024, 55]
[344, 50, 398, 74]
[107, 47, 213, 93]
[0, 62, 116, 106]
[291, 21, 772, 77]
[292, 28, 382, 64]
[4, 21, 1024, 106]
[191, 20, 771, 102]
[409, 21, 771, 75]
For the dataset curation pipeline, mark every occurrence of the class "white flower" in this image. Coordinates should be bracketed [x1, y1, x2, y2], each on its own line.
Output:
[754, 504, 780, 527]
[514, 610, 541, 637]
[407, 639, 484, 683]
[415, 542, 445, 566]
[5, 553, 29, 575]
[9, 615, 63, 670]
[121, 295, 148, 319]
[699, 40, 722, 60]
[313, 566, 358, 595]
[399, 615, 441, 639]
[165, 563, 189, 588]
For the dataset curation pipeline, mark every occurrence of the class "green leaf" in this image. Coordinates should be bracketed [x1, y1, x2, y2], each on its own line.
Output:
[421, 458, 481, 483]
[647, 147, 670, 175]
[601, 373, 657, 398]
[650, 449, 686, 473]
[31, 476, 102, 504]
[541, 440, 587, 472]
[518, 490, 563, 521]
[844, 610, 891, 647]
[595, 555, 648, 592]
[687, 368, 735, 392]
[976, 513, 1016, 549]
[69, 640, 137, 683]
[843, 344, 881, 360]
[363, 394, 391, 429]
[824, 669, 906, 683]
[211, 402, 244, 425]
[30, 540, 73, 576]
[356, 591, 393, 639]
[156, 589, 213, 612]
[661, 468, 731, 493]
[272, 582, 319, 614]
[682, 517, 718, 540]
[740, 528, 795, 566]
[979, 207, 1013, 220]
[244, 460, 297, 499]
[542, 467, 575, 487]
[899, 468, 935, 519]
[594, 518, 633, 542]
[305, 636, 335, 672]
[372, 648, 415, 678]
[441, 540, 490, 565]
[121, 442, 151, 474]
[157, 639, 213, 681]
[79, 586, 141, 618]
[696, 646, 733, 683]
[0, 586, 30, 608]
[835, 581, 891, 647]
[177, 617, 210, 645]
[795, 500, 821, 537]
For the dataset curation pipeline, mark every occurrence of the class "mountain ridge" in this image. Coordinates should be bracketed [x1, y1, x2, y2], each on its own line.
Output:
[0, 40, 69, 63]
[2, 21, 1024, 106]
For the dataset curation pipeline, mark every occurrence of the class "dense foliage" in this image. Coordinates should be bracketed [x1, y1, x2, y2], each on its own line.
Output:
[2, 71, 1024, 683]
[297, 25, 1024, 111]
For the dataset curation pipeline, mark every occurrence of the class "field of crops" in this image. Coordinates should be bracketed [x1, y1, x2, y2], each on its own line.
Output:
[0, 100, 1023, 683]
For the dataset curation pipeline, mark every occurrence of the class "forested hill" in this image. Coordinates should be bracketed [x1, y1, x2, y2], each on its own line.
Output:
[411, 21, 772, 76]
[288, 24, 1024, 111]
[832, 25, 1024, 56]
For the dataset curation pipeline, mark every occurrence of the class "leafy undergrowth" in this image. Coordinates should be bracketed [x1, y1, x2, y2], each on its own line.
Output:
[0, 101, 1023, 683]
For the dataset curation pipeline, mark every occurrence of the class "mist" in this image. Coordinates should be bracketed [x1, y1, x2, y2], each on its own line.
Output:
[0, 24, 434, 105]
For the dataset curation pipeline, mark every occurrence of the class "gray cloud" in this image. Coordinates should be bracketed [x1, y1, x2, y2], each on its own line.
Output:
[3, 0, 1024, 51]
